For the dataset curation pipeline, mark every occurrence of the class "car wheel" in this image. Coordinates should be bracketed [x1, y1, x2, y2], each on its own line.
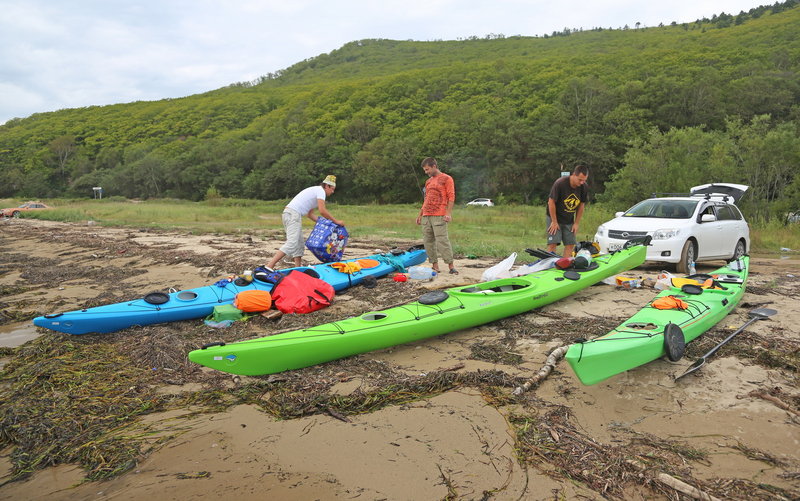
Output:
[11, 211, 20, 218]
[732, 239, 746, 260]
[676, 240, 696, 274]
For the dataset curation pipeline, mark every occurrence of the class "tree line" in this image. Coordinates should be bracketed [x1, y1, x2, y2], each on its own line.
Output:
[0, 1, 798, 222]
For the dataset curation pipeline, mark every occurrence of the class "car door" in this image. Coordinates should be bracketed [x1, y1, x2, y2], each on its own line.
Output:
[715, 204, 745, 257]
[693, 203, 725, 258]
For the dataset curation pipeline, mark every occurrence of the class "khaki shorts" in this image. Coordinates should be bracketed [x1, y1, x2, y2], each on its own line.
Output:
[546, 216, 577, 246]
[279, 208, 305, 257]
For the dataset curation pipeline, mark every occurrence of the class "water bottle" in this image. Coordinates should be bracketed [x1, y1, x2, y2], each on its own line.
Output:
[688, 260, 696, 276]
[408, 266, 437, 280]
[574, 249, 593, 269]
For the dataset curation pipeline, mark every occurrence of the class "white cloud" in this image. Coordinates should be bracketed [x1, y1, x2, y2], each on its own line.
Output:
[0, 0, 768, 124]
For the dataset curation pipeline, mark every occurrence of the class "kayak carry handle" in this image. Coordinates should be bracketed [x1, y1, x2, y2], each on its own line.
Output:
[201, 342, 227, 349]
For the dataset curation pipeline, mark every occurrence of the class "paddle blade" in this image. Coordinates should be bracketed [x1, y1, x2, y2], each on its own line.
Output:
[676, 307, 776, 382]
[750, 307, 777, 320]
[675, 358, 706, 380]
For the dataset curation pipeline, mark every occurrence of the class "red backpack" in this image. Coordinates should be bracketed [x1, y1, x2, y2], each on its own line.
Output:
[271, 270, 335, 314]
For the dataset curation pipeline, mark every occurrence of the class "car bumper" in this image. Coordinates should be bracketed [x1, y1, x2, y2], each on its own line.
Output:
[594, 232, 681, 264]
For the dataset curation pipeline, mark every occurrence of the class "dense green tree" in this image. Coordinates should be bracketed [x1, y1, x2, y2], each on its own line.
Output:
[0, 1, 798, 211]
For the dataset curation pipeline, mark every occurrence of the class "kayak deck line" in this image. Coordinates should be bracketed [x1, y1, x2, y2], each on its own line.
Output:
[591, 298, 715, 342]
[33, 247, 428, 335]
[201, 282, 543, 347]
[189, 243, 648, 376]
[565, 256, 749, 385]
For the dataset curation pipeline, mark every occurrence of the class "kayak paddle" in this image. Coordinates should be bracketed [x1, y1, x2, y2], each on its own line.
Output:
[675, 307, 777, 381]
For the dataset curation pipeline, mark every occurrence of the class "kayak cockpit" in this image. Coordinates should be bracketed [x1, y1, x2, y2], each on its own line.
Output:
[457, 278, 532, 295]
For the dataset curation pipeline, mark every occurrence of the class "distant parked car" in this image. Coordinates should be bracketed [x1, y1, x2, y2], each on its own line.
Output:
[1, 201, 52, 218]
[466, 198, 494, 207]
[594, 184, 750, 273]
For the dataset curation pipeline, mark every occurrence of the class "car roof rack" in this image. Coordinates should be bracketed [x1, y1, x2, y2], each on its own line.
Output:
[650, 192, 690, 198]
[650, 192, 731, 203]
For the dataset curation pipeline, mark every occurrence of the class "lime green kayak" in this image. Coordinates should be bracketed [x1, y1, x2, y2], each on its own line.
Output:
[565, 256, 749, 385]
[188, 244, 646, 376]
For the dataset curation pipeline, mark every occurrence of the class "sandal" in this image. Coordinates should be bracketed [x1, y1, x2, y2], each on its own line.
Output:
[449, 268, 459, 275]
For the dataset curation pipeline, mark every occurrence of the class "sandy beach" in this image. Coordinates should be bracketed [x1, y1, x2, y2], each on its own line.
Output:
[1, 217, 798, 500]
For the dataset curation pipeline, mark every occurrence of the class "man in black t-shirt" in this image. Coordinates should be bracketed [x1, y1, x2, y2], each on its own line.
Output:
[546, 165, 589, 258]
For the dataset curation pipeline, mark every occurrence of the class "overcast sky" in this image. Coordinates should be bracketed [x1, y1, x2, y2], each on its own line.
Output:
[0, 0, 766, 125]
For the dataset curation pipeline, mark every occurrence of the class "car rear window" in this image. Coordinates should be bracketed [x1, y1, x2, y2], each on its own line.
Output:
[716, 205, 742, 221]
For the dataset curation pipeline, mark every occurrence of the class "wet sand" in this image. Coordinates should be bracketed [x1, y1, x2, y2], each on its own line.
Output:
[1, 218, 798, 500]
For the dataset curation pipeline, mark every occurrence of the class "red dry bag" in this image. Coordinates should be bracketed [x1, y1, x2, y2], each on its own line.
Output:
[271, 270, 335, 314]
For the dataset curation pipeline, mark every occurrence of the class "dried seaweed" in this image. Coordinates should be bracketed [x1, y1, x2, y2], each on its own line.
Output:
[2, 223, 798, 499]
[0, 335, 169, 482]
[509, 402, 798, 500]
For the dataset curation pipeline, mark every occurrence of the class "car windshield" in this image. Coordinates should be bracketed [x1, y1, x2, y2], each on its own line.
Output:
[623, 200, 697, 219]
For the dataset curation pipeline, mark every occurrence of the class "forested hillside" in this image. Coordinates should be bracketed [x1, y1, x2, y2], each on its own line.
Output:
[1, 1, 798, 220]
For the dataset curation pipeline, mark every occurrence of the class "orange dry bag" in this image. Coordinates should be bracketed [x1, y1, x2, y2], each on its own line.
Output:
[233, 290, 272, 312]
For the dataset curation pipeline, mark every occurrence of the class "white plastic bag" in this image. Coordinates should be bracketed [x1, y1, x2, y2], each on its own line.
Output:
[481, 252, 517, 282]
[511, 256, 559, 276]
[654, 270, 675, 290]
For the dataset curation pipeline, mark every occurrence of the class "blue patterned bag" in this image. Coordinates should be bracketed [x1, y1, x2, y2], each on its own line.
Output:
[305, 217, 349, 263]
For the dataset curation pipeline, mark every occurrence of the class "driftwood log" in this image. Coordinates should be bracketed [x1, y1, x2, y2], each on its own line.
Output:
[626, 460, 721, 501]
[513, 345, 569, 395]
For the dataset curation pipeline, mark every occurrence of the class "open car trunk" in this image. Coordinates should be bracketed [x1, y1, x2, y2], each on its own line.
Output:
[690, 183, 749, 204]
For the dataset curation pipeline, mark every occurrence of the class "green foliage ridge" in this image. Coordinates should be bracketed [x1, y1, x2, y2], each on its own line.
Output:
[0, 2, 798, 221]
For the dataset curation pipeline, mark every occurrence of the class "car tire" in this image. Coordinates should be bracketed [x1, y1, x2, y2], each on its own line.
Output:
[732, 239, 746, 260]
[11, 211, 20, 218]
[676, 240, 696, 274]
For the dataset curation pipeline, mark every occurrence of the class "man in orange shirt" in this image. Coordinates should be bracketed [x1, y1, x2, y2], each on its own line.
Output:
[416, 157, 458, 274]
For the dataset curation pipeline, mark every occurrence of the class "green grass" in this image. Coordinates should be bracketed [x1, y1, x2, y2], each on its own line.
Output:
[4, 198, 799, 259]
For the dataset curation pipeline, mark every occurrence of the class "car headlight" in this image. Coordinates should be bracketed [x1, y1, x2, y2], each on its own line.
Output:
[652, 228, 679, 240]
[596, 224, 606, 237]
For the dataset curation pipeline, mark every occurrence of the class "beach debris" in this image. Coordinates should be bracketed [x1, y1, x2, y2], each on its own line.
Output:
[743, 389, 800, 417]
[626, 459, 721, 501]
[513, 345, 569, 394]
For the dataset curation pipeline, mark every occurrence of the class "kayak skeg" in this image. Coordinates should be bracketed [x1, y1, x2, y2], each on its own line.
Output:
[188, 242, 647, 376]
[33, 246, 427, 335]
[565, 256, 749, 385]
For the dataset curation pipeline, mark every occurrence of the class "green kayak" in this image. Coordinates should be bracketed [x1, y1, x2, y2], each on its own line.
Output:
[188, 243, 646, 376]
[565, 256, 749, 385]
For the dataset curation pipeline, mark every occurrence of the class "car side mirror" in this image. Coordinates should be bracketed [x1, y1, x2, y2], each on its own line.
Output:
[615, 211, 625, 218]
[700, 214, 717, 222]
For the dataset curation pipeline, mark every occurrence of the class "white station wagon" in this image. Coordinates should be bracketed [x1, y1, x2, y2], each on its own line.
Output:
[594, 184, 750, 273]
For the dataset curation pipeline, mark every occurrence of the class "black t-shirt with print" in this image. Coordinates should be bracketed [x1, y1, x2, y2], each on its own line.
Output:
[547, 176, 588, 225]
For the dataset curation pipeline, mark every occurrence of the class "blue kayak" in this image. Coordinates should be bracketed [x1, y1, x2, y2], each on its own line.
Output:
[33, 247, 426, 335]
